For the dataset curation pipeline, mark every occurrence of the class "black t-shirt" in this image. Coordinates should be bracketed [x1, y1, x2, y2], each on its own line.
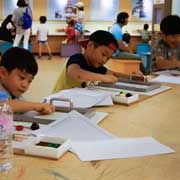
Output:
[66, 53, 107, 74]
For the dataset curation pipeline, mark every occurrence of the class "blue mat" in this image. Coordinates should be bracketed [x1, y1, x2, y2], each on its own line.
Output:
[0, 41, 32, 55]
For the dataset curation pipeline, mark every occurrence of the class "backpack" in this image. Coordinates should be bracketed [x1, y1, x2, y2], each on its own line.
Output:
[74, 22, 83, 33]
[22, 8, 32, 29]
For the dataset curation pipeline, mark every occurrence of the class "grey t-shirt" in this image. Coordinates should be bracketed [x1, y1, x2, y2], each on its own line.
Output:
[12, 6, 32, 34]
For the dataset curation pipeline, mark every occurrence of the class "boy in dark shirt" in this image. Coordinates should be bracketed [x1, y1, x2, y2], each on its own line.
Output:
[54, 30, 143, 92]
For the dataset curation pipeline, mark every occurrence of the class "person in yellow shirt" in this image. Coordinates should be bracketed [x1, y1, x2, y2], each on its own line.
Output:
[54, 30, 143, 92]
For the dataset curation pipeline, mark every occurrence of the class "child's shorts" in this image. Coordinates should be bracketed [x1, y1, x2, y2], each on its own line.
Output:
[38, 40, 48, 45]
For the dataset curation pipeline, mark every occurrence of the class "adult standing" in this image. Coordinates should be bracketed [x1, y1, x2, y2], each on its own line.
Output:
[12, 0, 32, 50]
[111, 12, 141, 59]
[111, 12, 146, 74]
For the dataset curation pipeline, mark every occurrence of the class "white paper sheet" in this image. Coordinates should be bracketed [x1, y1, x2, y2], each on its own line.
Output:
[152, 74, 180, 84]
[13, 111, 108, 152]
[153, 70, 180, 76]
[33, 111, 115, 141]
[32, 111, 175, 161]
[43, 88, 113, 108]
[71, 137, 175, 161]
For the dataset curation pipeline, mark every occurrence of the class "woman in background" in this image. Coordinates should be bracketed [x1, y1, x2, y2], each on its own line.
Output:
[12, 0, 32, 49]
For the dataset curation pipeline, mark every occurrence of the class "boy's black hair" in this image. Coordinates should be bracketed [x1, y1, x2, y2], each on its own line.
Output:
[17, 0, 28, 7]
[0, 47, 38, 76]
[89, 30, 119, 52]
[144, 24, 149, 30]
[160, 15, 180, 35]
[117, 12, 129, 24]
[68, 19, 74, 26]
[122, 33, 131, 44]
[39, 16, 47, 24]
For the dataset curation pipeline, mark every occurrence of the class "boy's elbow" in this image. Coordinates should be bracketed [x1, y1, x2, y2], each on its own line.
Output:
[69, 73, 84, 82]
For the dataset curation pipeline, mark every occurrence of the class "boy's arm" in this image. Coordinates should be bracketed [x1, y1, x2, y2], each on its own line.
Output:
[156, 57, 180, 70]
[107, 69, 145, 81]
[107, 69, 129, 79]
[152, 56, 180, 71]
[8, 100, 55, 115]
[67, 64, 118, 83]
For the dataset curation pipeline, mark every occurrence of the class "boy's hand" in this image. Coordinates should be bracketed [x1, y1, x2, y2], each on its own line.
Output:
[102, 74, 118, 83]
[130, 73, 146, 81]
[34, 103, 55, 115]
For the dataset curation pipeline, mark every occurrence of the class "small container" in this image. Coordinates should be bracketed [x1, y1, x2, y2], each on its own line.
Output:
[112, 93, 139, 105]
[24, 136, 70, 159]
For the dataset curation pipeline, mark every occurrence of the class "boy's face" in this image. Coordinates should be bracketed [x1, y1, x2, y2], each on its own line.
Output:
[85, 41, 114, 68]
[162, 34, 180, 48]
[124, 18, 129, 25]
[0, 68, 34, 97]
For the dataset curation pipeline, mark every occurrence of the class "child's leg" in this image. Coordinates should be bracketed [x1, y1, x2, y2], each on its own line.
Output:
[46, 44, 52, 55]
[45, 42, 52, 59]
[38, 43, 42, 57]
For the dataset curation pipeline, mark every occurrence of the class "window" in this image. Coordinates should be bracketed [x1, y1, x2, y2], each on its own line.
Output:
[132, 0, 153, 21]
[90, 0, 119, 21]
[47, 0, 77, 20]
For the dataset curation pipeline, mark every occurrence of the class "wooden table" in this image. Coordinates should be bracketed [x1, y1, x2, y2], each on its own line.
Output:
[4, 83, 180, 180]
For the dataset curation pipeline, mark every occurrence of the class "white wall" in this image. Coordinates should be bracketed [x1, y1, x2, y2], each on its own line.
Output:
[153, 0, 165, 4]
[172, 0, 180, 15]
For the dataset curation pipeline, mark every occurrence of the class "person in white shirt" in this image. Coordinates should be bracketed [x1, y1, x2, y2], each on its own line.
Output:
[36, 16, 52, 60]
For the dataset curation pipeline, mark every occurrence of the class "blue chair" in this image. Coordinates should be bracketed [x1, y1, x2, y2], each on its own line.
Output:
[136, 43, 150, 55]
[136, 43, 151, 71]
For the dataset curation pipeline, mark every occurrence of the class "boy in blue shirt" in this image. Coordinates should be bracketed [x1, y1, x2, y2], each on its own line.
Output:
[0, 47, 55, 114]
[111, 12, 147, 74]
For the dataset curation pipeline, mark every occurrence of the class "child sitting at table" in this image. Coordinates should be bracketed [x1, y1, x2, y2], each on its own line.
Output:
[0, 47, 55, 114]
[122, 32, 131, 48]
[54, 30, 143, 92]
